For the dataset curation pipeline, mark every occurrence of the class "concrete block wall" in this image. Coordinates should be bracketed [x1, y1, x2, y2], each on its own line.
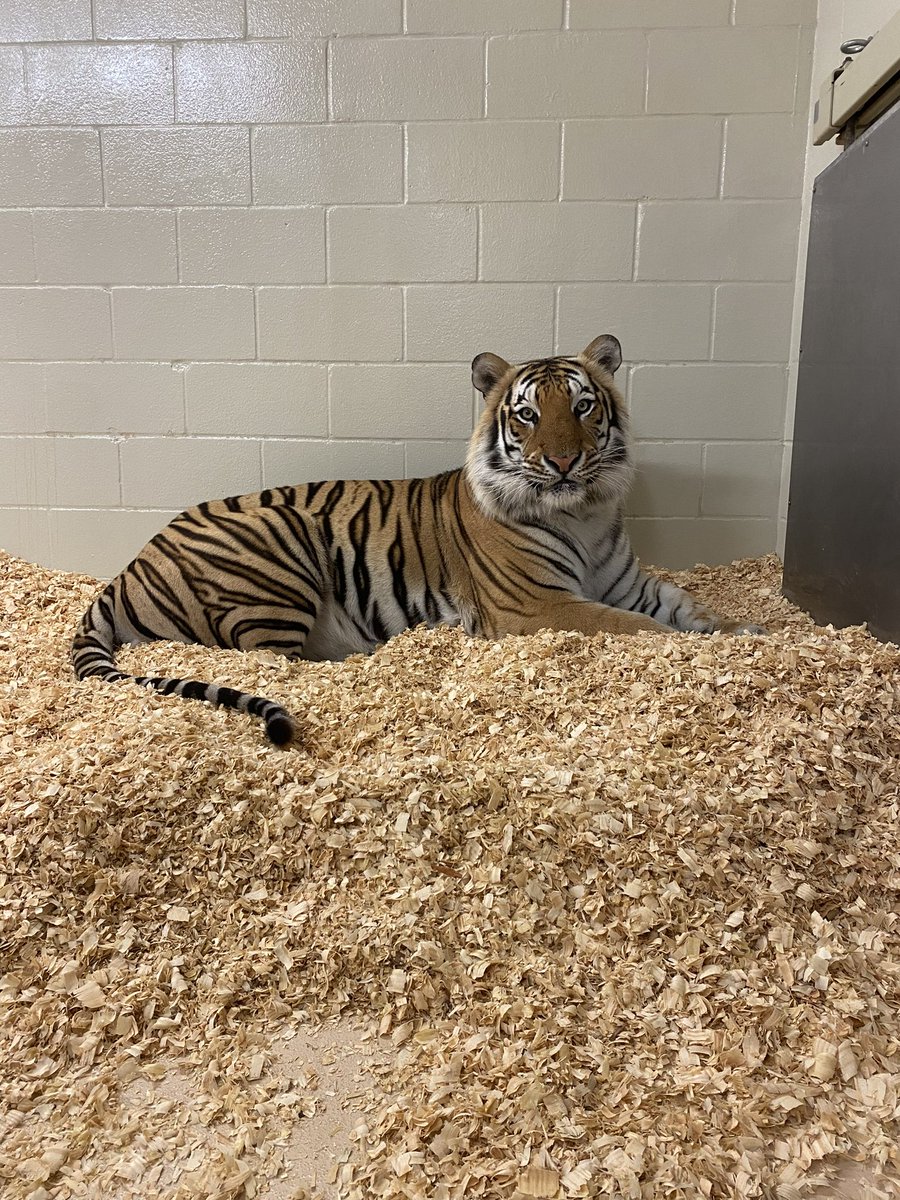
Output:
[0, 0, 816, 577]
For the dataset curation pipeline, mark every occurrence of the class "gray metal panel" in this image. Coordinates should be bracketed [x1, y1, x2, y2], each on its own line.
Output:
[783, 101, 900, 643]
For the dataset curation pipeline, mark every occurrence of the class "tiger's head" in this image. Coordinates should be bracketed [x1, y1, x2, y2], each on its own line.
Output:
[466, 334, 633, 520]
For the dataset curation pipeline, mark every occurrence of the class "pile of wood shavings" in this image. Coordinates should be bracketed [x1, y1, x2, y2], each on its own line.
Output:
[1, 548, 899, 1200]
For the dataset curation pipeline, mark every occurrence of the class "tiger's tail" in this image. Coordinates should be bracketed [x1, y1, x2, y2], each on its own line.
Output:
[71, 588, 296, 746]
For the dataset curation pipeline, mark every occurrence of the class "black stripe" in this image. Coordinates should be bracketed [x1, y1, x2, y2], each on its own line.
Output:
[349, 495, 373, 617]
[648, 580, 663, 619]
[178, 680, 210, 702]
[423, 587, 440, 624]
[449, 493, 521, 605]
[97, 589, 118, 628]
[409, 478, 437, 623]
[254, 508, 324, 594]
[632, 577, 651, 613]
[333, 545, 347, 606]
[519, 517, 588, 567]
[229, 616, 311, 639]
[206, 510, 282, 558]
[388, 524, 411, 624]
[605, 559, 639, 606]
[182, 541, 319, 612]
[253, 508, 305, 571]
[320, 481, 346, 516]
[453, 537, 523, 614]
[269, 503, 322, 563]
[511, 542, 581, 586]
[304, 480, 330, 507]
[373, 479, 395, 525]
[600, 560, 630, 605]
[118, 575, 169, 642]
[595, 523, 624, 572]
[73, 649, 115, 674]
[371, 600, 389, 644]
[132, 558, 198, 640]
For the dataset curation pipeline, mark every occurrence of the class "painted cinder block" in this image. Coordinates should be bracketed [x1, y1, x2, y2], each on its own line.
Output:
[184, 363, 328, 436]
[328, 205, 477, 283]
[487, 33, 645, 118]
[257, 287, 403, 362]
[26, 44, 174, 125]
[329, 363, 472, 439]
[252, 124, 402, 204]
[120, 436, 262, 509]
[112, 287, 256, 361]
[175, 41, 326, 123]
[33, 210, 177, 285]
[0, 289, 112, 360]
[102, 127, 251, 206]
[331, 37, 483, 120]
[94, 0, 244, 39]
[177, 209, 325, 285]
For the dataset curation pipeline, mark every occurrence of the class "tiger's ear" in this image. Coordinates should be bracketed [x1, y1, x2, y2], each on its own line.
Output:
[471, 352, 511, 397]
[581, 334, 622, 375]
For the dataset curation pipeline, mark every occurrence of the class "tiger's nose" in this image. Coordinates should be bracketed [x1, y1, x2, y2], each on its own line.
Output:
[545, 453, 579, 475]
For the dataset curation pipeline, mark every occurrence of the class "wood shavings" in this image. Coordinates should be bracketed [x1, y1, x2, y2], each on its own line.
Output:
[517, 1165, 560, 1196]
[0, 550, 899, 1199]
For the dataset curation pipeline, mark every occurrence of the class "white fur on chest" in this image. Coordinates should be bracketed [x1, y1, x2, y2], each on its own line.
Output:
[531, 501, 626, 599]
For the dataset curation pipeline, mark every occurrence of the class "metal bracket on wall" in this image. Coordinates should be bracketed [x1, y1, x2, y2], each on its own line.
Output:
[813, 9, 900, 146]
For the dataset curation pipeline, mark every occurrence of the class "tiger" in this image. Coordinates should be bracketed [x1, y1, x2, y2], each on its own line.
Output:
[72, 334, 765, 744]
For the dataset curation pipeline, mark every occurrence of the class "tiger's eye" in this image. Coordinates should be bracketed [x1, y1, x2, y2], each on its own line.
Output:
[516, 406, 536, 422]
[575, 398, 593, 416]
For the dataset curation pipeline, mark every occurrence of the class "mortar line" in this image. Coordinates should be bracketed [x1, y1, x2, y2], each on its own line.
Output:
[178, 358, 187, 435]
[557, 122, 564, 201]
[324, 206, 330, 282]
[248, 126, 255, 204]
[631, 204, 641, 282]
[325, 37, 333, 120]
[402, 123, 408, 202]
[482, 37, 488, 118]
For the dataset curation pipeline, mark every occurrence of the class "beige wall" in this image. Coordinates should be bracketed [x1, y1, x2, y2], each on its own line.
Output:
[0, 0, 816, 577]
